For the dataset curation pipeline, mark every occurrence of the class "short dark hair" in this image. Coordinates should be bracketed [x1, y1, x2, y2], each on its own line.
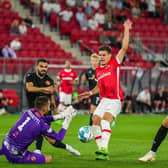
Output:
[98, 45, 112, 54]
[35, 96, 49, 109]
[65, 59, 71, 63]
[36, 59, 48, 66]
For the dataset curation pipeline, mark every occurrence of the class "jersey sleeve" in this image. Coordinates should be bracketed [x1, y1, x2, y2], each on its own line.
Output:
[25, 73, 33, 83]
[73, 71, 78, 80]
[111, 58, 121, 67]
[57, 71, 62, 80]
[40, 120, 66, 141]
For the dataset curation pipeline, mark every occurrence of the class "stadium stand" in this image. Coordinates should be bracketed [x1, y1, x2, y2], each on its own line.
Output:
[17, 0, 167, 69]
[0, 4, 82, 74]
[2, 89, 19, 107]
[1, 1, 167, 67]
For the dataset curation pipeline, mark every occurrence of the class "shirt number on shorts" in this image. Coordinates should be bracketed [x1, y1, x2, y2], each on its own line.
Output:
[18, 117, 31, 132]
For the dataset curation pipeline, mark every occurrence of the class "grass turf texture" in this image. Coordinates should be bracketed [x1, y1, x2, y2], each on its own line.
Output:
[0, 114, 168, 168]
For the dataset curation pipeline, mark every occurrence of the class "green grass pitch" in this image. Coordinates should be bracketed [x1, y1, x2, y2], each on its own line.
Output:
[0, 114, 168, 168]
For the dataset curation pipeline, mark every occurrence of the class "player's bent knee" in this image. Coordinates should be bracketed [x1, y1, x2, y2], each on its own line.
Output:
[92, 115, 101, 125]
[162, 117, 168, 128]
[102, 112, 115, 123]
[44, 155, 52, 163]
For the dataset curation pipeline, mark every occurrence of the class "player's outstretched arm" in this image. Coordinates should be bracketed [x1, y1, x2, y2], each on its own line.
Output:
[116, 19, 132, 63]
[78, 84, 100, 100]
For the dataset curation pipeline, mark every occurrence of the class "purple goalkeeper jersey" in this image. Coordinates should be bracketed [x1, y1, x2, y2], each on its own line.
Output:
[3, 108, 66, 155]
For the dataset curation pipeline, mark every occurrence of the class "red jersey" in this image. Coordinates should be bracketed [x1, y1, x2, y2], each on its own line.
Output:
[58, 69, 78, 94]
[95, 58, 123, 100]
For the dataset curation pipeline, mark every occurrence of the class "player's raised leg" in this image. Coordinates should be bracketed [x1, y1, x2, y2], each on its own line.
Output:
[100, 113, 114, 152]
[97, 99, 121, 160]
[139, 116, 168, 162]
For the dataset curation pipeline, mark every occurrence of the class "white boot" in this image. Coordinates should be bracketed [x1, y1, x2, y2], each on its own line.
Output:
[34, 149, 41, 154]
[138, 151, 156, 162]
[66, 144, 80, 156]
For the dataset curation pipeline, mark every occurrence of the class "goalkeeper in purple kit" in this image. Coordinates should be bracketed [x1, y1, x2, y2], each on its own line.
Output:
[0, 96, 80, 164]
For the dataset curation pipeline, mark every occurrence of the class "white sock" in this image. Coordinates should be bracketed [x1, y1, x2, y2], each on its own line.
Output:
[101, 120, 111, 150]
[92, 125, 102, 149]
[66, 144, 80, 156]
[58, 104, 66, 113]
[62, 115, 72, 129]
[53, 114, 64, 121]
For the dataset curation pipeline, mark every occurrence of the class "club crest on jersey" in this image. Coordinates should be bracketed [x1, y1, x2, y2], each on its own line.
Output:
[45, 80, 51, 85]
[30, 156, 37, 162]
[106, 65, 110, 69]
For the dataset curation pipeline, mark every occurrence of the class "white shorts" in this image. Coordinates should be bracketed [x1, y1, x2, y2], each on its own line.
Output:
[94, 98, 121, 118]
[59, 92, 72, 105]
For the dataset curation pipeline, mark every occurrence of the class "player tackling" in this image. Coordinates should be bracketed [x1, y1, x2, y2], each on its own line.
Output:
[79, 19, 132, 160]
[0, 96, 80, 164]
[139, 116, 168, 162]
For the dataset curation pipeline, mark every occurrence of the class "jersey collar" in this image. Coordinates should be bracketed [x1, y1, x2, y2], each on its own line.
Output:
[64, 69, 72, 72]
[99, 60, 112, 69]
[31, 108, 42, 118]
[35, 72, 46, 79]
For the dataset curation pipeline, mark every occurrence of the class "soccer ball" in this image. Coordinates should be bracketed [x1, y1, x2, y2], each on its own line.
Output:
[78, 126, 93, 143]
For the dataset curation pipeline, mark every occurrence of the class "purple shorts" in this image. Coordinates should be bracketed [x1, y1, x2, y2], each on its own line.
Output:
[2, 144, 45, 164]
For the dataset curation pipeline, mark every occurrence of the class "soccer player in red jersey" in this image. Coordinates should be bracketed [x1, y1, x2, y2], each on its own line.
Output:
[57, 60, 79, 113]
[79, 19, 132, 160]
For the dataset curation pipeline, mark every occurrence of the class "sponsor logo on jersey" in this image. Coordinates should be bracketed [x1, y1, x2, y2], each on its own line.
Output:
[106, 65, 110, 69]
[45, 80, 51, 85]
[62, 77, 73, 80]
[97, 72, 111, 81]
